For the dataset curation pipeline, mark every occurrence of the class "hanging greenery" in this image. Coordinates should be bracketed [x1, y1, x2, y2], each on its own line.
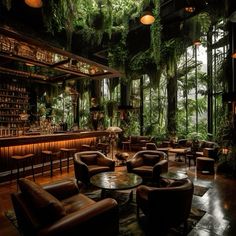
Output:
[150, 0, 161, 67]
[43, 0, 144, 47]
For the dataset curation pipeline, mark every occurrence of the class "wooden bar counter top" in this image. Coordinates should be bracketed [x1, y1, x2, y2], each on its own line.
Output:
[0, 131, 108, 147]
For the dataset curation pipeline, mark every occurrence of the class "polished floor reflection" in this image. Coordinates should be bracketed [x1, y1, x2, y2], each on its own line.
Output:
[0, 151, 236, 235]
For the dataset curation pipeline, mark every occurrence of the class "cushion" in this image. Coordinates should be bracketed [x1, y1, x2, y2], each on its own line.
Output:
[143, 154, 160, 165]
[18, 178, 66, 225]
[97, 157, 109, 166]
[80, 154, 98, 165]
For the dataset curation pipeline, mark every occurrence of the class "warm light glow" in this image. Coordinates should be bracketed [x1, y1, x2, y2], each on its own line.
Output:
[24, 0, 43, 8]
[140, 11, 155, 25]
[232, 52, 236, 58]
[222, 148, 229, 155]
[185, 6, 195, 13]
[193, 39, 201, 46]
[25, 62, 34, 67]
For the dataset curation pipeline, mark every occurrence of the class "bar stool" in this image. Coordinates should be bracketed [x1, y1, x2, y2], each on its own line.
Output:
[60, 148, 77, 173]
[11, 154, 35, 187]
[41, 150, 61, 177]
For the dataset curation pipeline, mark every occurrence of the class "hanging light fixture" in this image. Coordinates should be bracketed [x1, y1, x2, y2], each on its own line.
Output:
[232, 52, 236, 58]
[185, 6, 195, 13]
[25, 0, 43, 8]
[140, 10, 155, 25]
[184, 0, 195, 13]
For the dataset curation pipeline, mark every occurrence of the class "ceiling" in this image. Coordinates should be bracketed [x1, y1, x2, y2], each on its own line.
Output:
[0, 25, 121, 84]
[0, 0, 228, 84]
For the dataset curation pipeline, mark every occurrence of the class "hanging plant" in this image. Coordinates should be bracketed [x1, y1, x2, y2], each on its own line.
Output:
[150, 0, 162, 67]
[43, 0, 145, 50]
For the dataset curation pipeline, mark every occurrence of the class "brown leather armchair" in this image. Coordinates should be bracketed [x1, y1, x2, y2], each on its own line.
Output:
[136, 179, 194, 235]
[11, 178, 119, 236]
[126, 150, 168, 184]
[129, 136, 152, 151]
[74, 151, 115, 185]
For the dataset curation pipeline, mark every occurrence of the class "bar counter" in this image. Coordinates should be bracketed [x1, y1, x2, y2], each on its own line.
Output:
[0, 131, 108, 173]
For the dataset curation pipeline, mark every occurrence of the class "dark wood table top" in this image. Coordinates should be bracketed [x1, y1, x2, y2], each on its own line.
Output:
[90, 172, 142, 190]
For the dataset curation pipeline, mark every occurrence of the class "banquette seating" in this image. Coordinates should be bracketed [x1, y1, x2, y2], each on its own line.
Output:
[74, 151, 115, 185]
[136, 179, 194, 235]
[11, 178, 119, 236]
[126, 150, 168, 184]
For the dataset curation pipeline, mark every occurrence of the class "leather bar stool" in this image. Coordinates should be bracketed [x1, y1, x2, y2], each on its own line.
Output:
[41, 150, 61, 177]
[60, 148, 77, 173]
[11, 154, 35, 187]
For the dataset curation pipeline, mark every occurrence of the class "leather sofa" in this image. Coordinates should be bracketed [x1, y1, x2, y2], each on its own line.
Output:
[136, 179, 194, 235]
[126, 150, 168, 184]
[11, 178, 119, 236]
[74, 151, 115, 185]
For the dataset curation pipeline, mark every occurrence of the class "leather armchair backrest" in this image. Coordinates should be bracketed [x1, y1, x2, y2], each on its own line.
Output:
[146, 143, 157, 150]
[135, 150, 167, 161]
[148, 179, 193, 227]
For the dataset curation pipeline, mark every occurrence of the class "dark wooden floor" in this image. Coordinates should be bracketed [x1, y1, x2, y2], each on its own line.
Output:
[1, 151, 236, 236]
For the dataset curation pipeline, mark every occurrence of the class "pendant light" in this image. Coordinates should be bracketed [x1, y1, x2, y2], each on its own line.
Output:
[184, 0, 195, 13]
[185, 6, 195, 13]
[25, 0, 43, 8]
[140, 10, 155, 25]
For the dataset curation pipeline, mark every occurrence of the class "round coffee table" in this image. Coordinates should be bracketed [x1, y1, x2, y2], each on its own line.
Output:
[90, 172, 142, 206]
[160, 171, 188, 181]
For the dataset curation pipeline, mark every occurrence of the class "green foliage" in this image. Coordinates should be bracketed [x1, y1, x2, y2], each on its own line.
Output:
[44, 0, 144, 48]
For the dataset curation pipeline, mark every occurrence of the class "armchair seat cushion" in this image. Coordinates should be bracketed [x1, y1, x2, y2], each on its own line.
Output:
[62, 194, 95, 214]
[88, 165, 111, 176]
[132, 166, 153, 177]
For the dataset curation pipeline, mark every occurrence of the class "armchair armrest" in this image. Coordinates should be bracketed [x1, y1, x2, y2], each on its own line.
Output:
[152, 160, 168, 182]
[136, 185, 158, 200]
[38, 198, 119, 236]
[43, 179, 79, 200]
[126, 157, 143, 172]
[74, 157, 90, 184]
[97, 157, 115, 170]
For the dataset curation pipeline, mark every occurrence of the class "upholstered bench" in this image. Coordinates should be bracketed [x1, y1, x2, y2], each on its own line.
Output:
[196, 156, 215, 174]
